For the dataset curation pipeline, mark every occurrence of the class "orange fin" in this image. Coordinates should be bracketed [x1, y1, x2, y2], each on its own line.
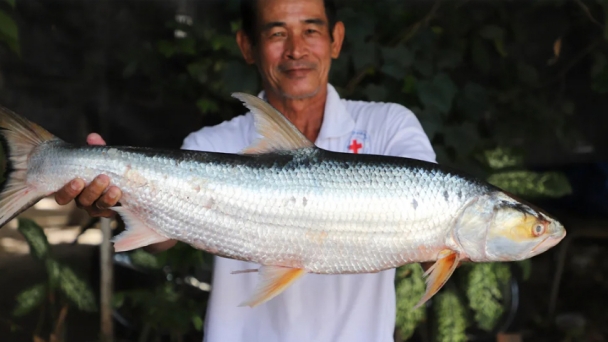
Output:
[238, 265, 306, 307]
[414, 249, 460, 309]
[111, 207, 169, 252]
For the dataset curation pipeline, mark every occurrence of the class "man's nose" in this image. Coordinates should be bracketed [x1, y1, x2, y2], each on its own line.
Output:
[285, 33, 308, 59]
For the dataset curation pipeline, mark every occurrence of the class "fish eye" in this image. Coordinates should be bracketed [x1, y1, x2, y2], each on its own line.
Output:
[532, 223, 546, 237]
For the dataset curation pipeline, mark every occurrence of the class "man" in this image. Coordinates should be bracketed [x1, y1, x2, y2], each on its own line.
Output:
[55, 0, 436, 341]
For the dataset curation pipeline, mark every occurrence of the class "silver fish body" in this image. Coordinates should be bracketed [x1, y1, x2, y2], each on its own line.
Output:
[0, 92, 565, 307]
[28, 141, 491, 274]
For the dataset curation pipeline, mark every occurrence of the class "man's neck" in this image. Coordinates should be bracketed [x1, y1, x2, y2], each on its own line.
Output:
[265, 86, 327, 143]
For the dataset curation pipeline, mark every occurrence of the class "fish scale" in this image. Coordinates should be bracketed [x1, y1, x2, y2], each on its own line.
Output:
[28, 143, 489, 274]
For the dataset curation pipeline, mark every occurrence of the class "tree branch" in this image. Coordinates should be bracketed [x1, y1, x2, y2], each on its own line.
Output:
[574, 0, 604, 31]
[388, 0, 442, 47]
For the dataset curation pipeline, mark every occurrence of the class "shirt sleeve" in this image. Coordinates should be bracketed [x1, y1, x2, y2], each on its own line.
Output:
[180, 113, 253, 153]
[383, 104, 437, 164]
[181, 127, 218, 152]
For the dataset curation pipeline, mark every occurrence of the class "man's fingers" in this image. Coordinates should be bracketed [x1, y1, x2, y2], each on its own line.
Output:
[86, 207, 116, 218]
[95, 186, 122, 210]
[55, 178, 85, 205]
[77, 175, 110, 207]
[87, 133, 106, 146]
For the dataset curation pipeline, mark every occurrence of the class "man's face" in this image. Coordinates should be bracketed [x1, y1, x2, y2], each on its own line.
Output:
[240, 0, 344, 100]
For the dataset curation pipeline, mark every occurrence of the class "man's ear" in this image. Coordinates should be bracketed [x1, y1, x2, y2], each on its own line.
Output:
[237, 29, 256, 65]
[330, 21, 345, 59]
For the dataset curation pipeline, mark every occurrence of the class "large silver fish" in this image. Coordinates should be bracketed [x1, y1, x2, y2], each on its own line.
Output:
[0, 93, 565, 308]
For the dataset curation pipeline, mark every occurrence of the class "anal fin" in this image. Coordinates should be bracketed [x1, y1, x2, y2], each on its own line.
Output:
[414, 249, 460, 309]
[238, 265, 306, 307]
[110, 206, 169, 252]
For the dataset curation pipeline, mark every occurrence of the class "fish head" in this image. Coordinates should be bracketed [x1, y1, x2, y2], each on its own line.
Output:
[453, 192, 566, 262]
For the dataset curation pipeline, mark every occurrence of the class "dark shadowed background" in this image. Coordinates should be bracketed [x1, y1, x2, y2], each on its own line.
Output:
[0, 0, 607, 341]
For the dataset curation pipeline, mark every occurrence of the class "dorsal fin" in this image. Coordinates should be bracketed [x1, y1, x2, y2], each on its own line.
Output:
[231, 92, 314, 154]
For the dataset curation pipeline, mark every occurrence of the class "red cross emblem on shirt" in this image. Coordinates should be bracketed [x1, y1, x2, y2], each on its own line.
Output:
[348, 139, 363, 154]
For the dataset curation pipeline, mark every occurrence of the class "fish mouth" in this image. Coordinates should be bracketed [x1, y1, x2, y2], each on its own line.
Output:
[528, 230, 566, 257]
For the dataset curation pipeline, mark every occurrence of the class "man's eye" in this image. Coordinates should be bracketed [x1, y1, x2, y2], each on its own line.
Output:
[306, 29, 318, 34]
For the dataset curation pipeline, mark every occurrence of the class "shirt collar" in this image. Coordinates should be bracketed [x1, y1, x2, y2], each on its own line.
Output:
[257, 83, 355, 142]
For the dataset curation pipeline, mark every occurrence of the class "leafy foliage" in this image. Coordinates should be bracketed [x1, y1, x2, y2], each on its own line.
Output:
[488, 170, 573, 198]
[463, 263, 511, 331]
[17, 218, 50, 260]
[14, 219, 98, 340]
[114, 282, 206, 337]
[0, 0, 19, 55]
[113, 242, 209, 339]
[433, 289, 468, 342]
[394, 264, 426, 339]
[12, 283, 46, 317]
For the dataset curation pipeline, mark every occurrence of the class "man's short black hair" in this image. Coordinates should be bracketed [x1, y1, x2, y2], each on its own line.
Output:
[240, 0, 338, 45]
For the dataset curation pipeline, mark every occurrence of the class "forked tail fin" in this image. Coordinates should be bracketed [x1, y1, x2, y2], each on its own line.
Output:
[0, 106, 57, 228]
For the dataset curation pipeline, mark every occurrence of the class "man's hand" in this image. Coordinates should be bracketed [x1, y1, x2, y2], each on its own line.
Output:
[54, 133, 122, 217]
[55, 133, 177, 253]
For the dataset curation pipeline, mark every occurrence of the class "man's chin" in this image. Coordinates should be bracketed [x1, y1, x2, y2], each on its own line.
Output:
[279, 86, 321, 100]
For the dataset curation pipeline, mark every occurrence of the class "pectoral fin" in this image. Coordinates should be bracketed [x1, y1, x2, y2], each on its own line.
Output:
[238, 265, 306, 307]
[414, 249, 460, 309]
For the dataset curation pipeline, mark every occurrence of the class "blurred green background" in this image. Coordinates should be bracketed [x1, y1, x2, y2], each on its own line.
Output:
[0, 0, 607, 341]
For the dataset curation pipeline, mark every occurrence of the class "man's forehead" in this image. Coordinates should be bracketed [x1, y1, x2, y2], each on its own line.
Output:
[257, 0, 327, 24]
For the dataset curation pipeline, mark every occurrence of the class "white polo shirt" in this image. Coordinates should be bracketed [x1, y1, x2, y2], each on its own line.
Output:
[182, 84, 436, 342]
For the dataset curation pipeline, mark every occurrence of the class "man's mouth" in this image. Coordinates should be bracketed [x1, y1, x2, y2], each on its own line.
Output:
[279, 62, 316, 78]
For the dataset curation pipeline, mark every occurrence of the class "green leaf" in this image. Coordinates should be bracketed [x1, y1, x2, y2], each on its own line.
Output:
[417, 106, 443, 140]
[479, 25, 505, 41]
[51, 260, 98, 312]
[112, 292, 125, 309]
[493, 38, 507, 58]
[516, 259, 532, 281]
[458, 82, 488, 120]
[483, 147, 524, 170]
[221, 60, 259, 94]
[157, 40, 175, 58]
[443, 123, 479, 157]
[394, 264, 426, 340]
[414, 59, 433, 77]
[353, 41, 377, 70]
[380, 45, 414, 79]
[192, 315, 204, 331]
[517, 62, 539, 86]
[471, 38, 491, 74]
[401, 74, 417, 94]
[591, 53, 607, 77]
[487, 171, 572, 198]
[364, 83, 387, 102]
[416, 73, 458, 115]
[464, 263, 510, 331]
[0, 9, 19, 55]
[592, 67, 608, 93]
[13, 283, 47, 317]
[175, 37, 196, 55]
[437, 48, 463, 70]
[196, 97, 219, 114]
[17, 219, 50, 260]
[433, 289, 468, 342]
[129, 249, 162, 269]
[45, 258, 62, 289]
